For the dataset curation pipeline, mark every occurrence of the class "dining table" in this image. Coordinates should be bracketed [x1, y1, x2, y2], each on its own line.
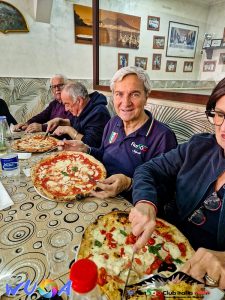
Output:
[0, 150, 133, 300]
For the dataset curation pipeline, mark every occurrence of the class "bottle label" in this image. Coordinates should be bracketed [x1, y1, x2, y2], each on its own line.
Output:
[1, 155, 19, 171]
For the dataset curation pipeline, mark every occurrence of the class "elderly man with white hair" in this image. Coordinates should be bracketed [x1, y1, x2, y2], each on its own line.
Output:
[58, 66, 177, 198]
[14, 74, 71, 133]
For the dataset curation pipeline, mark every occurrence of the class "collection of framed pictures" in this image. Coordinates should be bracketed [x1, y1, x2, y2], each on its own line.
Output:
[117, 18, 199, 73]
[117, 19, 225, 73]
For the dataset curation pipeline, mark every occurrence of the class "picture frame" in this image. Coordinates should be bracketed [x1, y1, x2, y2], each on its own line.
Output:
[219, 53, 225, 64]
[152, 54, 162, 70]
[183, 61, 193, 72]
[166, 21, 199, 58]
[153, 35, 165, 49]
[147, 16, 160, 31]
[211, 39, 222, 47]
[118, 53, 129, 69]
[135, 57, 148, 70]
[0, 1, 29, 33]
[203, 60, 216, 72]
[74, 4, 141, 49]
[166, 60, 177, 72]
[202, 38, 212, 49]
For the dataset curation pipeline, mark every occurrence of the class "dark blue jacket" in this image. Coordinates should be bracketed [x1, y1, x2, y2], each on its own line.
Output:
[91, 110, 177, 177]
[132, 133, 225, 250]
[0, 99, 17, 125]
[71, 91, 111, 147]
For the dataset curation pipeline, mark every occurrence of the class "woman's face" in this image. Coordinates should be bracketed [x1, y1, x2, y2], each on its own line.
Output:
[113, 74, 147, 124]
[215, 95, 225, 151]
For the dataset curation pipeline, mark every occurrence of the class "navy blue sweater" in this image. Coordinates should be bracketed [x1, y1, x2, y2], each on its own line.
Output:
[71, 91, 111, 148]
[133, 133, 225, 250]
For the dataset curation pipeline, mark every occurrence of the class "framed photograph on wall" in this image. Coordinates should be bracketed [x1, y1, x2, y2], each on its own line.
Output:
[118, 53, 128, 69]
[152, 54, 162, 70]
[211, 39, 222, 47]
[203, 61, 216, 72]
[153, 36, 165, 49]
[166, 60, 177, 72]
[183, 61, 193, 72]
[147, 16, 160, 31]
[135, 57, 148, 70]
[166, 21, 199, 58]
[202, 38, 212, 49]
[219, 53, 225, 64]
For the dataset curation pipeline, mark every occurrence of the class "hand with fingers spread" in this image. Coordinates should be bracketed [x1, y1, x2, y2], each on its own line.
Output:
[181, 247, 225, 289]
[25, 123, 42, 133]
[129, 202, 156, 252]
[90, 174, 132, 199]
[57, 139, 88, 152]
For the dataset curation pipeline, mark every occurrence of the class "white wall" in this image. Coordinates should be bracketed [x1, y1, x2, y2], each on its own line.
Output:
[0, 0, 224, 82]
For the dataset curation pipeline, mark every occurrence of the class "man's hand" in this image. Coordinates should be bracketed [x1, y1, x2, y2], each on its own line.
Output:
[181, 248, 225, 289]
[90, 174, 131, 199]
[57, 140, 88, 152]
[25, 123, 42, 133]
[53, 126, 77, 139]
[14, 123, 28, 131]
[129, 202, 156, 252]
[46, 118, 62, 132]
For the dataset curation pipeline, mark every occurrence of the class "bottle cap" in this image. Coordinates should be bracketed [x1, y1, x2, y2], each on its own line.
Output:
[70, 259, 98, 294]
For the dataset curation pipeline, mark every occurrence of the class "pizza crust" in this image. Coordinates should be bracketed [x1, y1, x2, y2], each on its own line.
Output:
[31, 151, 106, 202]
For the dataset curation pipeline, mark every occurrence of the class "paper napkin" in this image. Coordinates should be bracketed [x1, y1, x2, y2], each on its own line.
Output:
[0, 181, 14, 210]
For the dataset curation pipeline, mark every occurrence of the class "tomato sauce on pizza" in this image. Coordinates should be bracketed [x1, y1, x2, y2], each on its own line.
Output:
[31, 151, 106, 201]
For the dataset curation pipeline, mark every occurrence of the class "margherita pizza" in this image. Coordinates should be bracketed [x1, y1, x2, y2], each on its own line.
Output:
[78, 211, 195, 300]
[11, 134, 58, 153]
[31, 151, 106, 201]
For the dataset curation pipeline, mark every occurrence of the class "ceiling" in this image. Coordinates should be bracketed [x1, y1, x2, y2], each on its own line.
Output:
[191, 0, 225, 5]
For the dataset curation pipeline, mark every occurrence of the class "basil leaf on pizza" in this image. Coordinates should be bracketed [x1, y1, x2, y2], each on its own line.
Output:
[31, 151, 106, 201]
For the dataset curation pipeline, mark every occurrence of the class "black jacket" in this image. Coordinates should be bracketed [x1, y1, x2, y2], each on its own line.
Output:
[0, 99, 17, 125]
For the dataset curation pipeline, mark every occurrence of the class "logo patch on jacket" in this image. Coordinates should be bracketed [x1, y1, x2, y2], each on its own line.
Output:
[109, 131, 118, 144]
[131, 141, 148, 154]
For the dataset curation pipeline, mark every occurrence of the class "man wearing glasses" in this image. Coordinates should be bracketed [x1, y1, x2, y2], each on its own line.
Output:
[14, 74, 71, 132]
[130, 77, 225, 289]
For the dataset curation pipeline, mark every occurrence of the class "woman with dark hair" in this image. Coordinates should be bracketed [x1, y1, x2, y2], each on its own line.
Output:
[0, 99, 17, 125]
[130, 78, 225, 289]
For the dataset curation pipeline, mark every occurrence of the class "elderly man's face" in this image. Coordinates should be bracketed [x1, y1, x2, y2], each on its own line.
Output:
[61, 90, 78, 116]
[113, 74, 147, 124]
[51, 78, 65, 102]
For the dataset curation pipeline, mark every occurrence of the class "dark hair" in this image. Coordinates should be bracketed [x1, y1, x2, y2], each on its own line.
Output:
[206, 77, 225, 111]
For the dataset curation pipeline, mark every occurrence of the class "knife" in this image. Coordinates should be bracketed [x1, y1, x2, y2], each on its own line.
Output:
[121, 250, 135, 300]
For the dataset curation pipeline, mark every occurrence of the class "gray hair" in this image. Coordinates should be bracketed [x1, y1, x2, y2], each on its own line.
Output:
[110, 66, 151, 94]
[50, 74, 67, 85]
[62, 82, 89, 102]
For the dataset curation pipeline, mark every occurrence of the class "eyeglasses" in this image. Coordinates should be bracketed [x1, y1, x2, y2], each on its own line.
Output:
[188, 192, 222, 226]
[50, 83, 65, 90]
[205, 110, 225, 126]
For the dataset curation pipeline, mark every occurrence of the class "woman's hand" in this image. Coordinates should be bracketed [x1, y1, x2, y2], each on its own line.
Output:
[57, 140, 88, 152]
[129, 202, 156, 252]
[181, 248, 225, 289]
[90, 174, 131, 199]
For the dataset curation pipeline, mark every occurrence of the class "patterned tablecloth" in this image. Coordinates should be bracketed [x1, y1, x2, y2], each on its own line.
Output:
[0, 153, 132, 299]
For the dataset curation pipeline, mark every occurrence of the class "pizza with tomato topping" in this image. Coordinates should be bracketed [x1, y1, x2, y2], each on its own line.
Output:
[31, 151, 106, 201]
[78, 211, 194, 300]
[11, 134, 58, 153]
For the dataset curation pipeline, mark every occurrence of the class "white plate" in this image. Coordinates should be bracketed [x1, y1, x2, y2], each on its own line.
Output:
[33, 185, 53, 201]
